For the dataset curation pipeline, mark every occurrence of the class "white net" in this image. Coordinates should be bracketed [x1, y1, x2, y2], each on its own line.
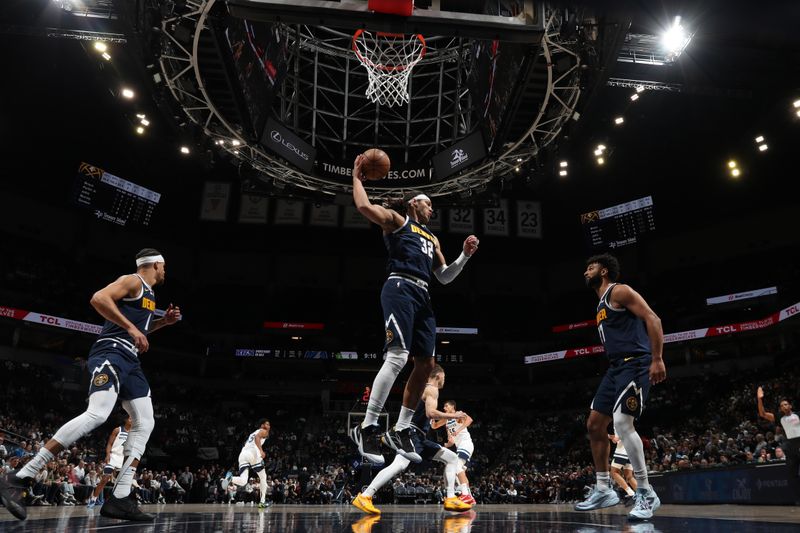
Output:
[352, 30, 426, 107]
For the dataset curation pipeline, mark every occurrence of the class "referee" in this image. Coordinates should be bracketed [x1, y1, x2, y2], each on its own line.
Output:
[757, 386, 800, 504]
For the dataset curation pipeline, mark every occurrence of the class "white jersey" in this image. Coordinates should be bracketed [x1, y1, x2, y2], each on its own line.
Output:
[781, 412, 800, 440]
[243, 429, 265, 454]
[110, 426, 129, 458]
[446, 418, 472, 446]
[613, 438, 628, 459]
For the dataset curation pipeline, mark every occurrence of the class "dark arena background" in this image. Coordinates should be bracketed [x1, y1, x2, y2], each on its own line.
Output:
[1, 0, 800, 531]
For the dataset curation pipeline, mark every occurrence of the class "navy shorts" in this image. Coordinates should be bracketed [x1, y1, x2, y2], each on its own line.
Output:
[381, 277, 436, 357]
[591, 354, 651, 418]
[612, 454, 631, 468]
[410, 428, 443, 462]
[87, 340, 151, 401]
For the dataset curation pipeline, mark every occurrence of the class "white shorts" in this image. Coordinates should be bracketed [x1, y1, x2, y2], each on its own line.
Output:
[103, 453, 123, 474]
[238, 448, 264, 471]
[455, 439, 474, 471]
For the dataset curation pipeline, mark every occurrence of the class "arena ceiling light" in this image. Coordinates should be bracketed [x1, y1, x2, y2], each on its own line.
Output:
[630, 93, 640, 101]
[614, 116, 624, 125]
[596, 157, 605, 166]
[101, 52, 111, 61]
[141, 118, 150, 126]
[559, 160, 568, 168]
[662, 16, 692, 62]
[180, 146, 190, 154]
[121, 88, 135, 99]
[793, 99, 800, 108]
[135, 126, 144, 135]
[727, 160, 737, 169]
[93, 41, 107, 53]
[754, 135, 768, 152]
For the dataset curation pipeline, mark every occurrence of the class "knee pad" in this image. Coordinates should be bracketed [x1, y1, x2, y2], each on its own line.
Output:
[613, 411, 636, 437]
[384, 348, 409, 374]
[122, 397, 155, 459]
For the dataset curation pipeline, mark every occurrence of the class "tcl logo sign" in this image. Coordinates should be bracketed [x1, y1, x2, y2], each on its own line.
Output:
[787, 305, 800, 316]
[716, 325, 738, 334]
[574, 348, 592, 355]
[39, 316, 63, 326]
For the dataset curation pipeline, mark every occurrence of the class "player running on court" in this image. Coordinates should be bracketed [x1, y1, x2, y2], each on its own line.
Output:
[0, 249, 180, 522]
[352, 365, 473, 515]
[88, 416, 132, 509]
[226, 419, 271, 508]
[349, 153, 479, 465]
[431, 400, 476, 505]
[575, 253, 665, 520]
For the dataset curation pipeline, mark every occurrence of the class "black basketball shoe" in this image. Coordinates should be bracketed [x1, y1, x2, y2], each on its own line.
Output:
[382, 427, 422, 463]
[0, 472, 30, 520]
[100, 494, 155, 521]
[350, 423, 385, 465]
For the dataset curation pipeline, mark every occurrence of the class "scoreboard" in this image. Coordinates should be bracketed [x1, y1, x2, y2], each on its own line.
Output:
[73, 162, 160, 227]
[581, 195, 655, 251]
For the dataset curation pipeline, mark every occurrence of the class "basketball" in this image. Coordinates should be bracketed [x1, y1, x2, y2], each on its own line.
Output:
[361, 148, 391, 181]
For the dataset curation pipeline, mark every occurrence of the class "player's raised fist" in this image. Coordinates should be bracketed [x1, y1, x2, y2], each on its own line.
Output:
[463, 235, 479, 257]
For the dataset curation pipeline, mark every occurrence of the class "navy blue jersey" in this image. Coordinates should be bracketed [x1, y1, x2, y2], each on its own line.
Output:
[383, 216, 436, 283]
[97, 274, 156, 345]
[410, 388, 434, 433]
[596, 283, 650, 361]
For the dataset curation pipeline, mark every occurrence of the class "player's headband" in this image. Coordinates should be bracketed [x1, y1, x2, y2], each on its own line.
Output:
[408, 194, 431, 204]
[136, 255, 165, 267]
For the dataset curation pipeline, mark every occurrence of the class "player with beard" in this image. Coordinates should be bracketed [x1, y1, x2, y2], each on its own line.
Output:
[574, 253, 666, 521]
[348, 153, 479, 466]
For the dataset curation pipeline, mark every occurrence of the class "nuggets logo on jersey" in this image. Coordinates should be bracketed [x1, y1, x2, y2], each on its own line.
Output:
[385, 329, 394, 343]
[93, 373, 109, 387]
[626, 396, 638, 411]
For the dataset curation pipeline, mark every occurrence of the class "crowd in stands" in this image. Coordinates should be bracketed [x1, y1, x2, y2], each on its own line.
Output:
[1, 356, 796, 508]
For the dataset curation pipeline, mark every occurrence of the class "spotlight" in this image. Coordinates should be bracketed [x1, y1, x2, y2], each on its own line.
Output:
[101, 52, 111, 61]
[516, 157, 523, 162]
[796, 109, 800, 118]
[596, 157, 605, 165]
[515, 167, 520, 172]
[93, 41, 107, 52]
[135, 126, 144, 135]
[559, 169, 568, 177]
[614, 117, 624, 125]
[594, 149, 603, 156]
[758, 144, 768, 152]
[559, 160, 568, 168]
[121, 88, 135, 99]
[794, 99, 800, 108]
[141, 118, 150, 126]
[136, 113, 146, 119]
[635, 86, 645, 93]
[597, 144, 606, 151]
[232, 139, 241, 146]
[180, 146, 190, 154]
[755, 135, 764, 143]
[731, 168, 741, 177]
[291, 336, 302, 340]
[630, 93, 639, 101]
[727, 160, 737, 169]
[234, 150, 240, 155]
[662, 16, 692, 61]
[440, 340, 450, 345]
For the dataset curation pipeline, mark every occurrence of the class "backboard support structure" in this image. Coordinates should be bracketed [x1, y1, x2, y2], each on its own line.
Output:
[227, 0, 545, 42]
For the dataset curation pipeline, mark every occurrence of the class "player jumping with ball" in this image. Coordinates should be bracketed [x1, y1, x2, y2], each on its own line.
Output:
[348, 152, 479, 466]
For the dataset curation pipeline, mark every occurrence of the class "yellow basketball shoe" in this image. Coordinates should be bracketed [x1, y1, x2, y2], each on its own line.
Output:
[352, 492, 381, 515]
[443, 495, 473, 512]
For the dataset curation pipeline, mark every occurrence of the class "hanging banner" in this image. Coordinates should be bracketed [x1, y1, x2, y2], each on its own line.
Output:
[431, 130, 487, 180]
[449, 207, 475, 234]
[309, 204, 339, 227]
[483, 199, 509, 236]
[239, 194, 269, 224]
[273, 199, 304, 225]
[427, 208, 442, 232]
[524, 301, 800, 364]
[200, 182, 231, 221]
[260, 117, 316, 173]
[343, 206, 371, 229]
[517, 200, 542, 238]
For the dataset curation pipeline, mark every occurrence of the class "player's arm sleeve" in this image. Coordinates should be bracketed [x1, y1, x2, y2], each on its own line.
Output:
[433, 238, 471, 285]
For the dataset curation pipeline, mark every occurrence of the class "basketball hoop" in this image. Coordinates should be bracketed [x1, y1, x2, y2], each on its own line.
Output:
[352, 29, 426, 107]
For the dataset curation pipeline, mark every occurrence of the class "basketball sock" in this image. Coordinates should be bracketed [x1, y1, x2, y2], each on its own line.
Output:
[613, 411, 650, 490]
[458, 483, 470, 496]
[363, 454, 410, 497]
[596, 471, 610, 490]
[394, 406, 415, 431]
[625, 486, 635, 497]
[257, 470, 267, 503]
[362, 349, 408, 427]
[112, 457, 136, 498]
[17, 448, 54, 479]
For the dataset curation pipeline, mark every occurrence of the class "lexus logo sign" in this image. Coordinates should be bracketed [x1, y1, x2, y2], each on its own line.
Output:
[260, 118, 316, 172]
